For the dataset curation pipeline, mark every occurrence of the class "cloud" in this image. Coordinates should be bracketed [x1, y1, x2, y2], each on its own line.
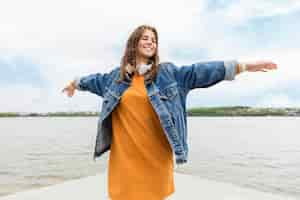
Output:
[0, 56, 48, 87]
[0, 0, 299, 112]
[206, 0, 300, 25]
[255, 93, 300, 108]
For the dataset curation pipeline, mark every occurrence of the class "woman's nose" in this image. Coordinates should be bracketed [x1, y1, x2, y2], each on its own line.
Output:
[146, 39, 154, 44]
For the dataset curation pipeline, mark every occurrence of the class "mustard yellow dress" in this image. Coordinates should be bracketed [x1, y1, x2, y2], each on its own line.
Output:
[108, 72, 175, 200]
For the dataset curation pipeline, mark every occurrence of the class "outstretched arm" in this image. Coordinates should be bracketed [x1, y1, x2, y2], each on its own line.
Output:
[237, 60, 277, 73]
[73, 72, 110, 97]
[172, 60, 238, 90]
[172, 60, 277, 91]
[62, 72, 111, 98]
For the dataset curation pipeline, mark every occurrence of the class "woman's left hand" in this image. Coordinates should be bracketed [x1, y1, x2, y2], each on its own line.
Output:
[243, 60, 278, 72]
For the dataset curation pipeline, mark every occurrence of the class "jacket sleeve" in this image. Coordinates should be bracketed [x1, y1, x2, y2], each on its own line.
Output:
[172, 60, 238, 90]
[73, 72, 111, 97]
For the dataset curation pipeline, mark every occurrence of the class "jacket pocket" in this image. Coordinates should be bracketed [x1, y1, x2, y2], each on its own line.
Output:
[159, 85, 178, 100]
[158, 84, 182, 118]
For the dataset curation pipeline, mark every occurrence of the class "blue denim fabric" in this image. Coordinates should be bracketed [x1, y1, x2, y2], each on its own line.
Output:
[74, 60, 238, 165]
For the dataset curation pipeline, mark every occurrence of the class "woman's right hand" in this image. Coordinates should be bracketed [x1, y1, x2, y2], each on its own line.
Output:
[62, 80, 77, 97]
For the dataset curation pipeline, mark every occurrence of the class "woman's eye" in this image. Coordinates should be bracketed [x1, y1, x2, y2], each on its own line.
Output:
[141, 37, 155, 43]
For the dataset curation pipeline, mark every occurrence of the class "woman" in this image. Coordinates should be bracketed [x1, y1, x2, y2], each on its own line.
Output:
[62, 25, 277, 200]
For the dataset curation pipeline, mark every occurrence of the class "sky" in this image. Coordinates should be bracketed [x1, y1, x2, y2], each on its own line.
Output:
[0, 0, 300, 112]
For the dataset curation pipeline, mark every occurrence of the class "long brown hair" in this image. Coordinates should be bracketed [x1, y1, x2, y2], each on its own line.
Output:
[115, 25, 160, 84]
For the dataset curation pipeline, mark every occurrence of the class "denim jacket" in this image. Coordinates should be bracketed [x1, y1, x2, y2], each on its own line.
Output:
[74, 60, 238, 165]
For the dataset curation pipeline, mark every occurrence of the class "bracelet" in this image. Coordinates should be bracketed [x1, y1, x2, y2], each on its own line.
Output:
[240, 63, 247, 72]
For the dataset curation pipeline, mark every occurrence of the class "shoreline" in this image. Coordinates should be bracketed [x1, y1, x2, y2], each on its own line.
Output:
[1, 106, 300, 117]
[0, 170, 296, 200]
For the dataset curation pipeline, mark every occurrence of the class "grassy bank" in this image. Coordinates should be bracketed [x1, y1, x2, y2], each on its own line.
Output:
[187, 106, 300, 116]
[1, 106, 300, 117]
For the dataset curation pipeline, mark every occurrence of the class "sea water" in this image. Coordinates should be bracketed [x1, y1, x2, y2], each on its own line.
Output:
[0, 117, 299, 198]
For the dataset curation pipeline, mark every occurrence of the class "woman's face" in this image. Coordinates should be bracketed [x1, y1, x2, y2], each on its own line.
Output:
[136, 29, 157, 60]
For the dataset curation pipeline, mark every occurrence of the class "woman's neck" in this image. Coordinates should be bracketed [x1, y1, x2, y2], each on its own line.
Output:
[136, 57, 149, 67]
